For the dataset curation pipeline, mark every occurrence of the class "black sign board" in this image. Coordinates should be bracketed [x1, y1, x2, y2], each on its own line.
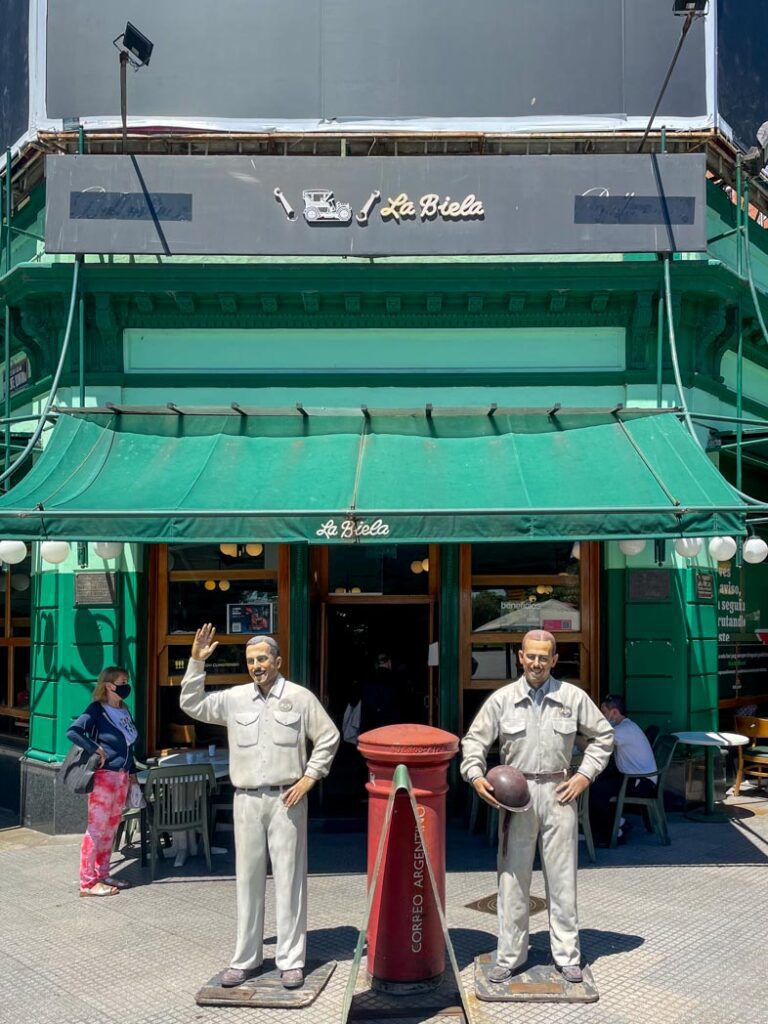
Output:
[695, 572, 715, 600]
[628, 570, 672, 603]
[45, 154, 707, 258]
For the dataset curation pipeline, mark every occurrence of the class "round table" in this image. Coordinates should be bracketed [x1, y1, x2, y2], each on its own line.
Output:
[672, 731, 749, 822]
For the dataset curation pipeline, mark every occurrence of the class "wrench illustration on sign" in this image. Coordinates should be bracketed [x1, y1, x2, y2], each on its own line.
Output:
[273, 188, 296, 220]
[357, 190, 381, 224]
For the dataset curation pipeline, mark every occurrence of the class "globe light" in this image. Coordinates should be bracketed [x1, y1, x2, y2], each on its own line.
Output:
[218, 579, 231, 592]
[219, 543, 238, 557]
[94, 542, 123, 559]
[708, 536, 737, 562]
[743, 537, 768, 564]
[204, 579, 216, 591]
[245, 543, 264, 557]
[421, 558, 429, 572]
[570, 541, 581, 560]
[10, 572, 30, 592]
[0, 540, 28, 564]
[410, 560, 424, 574]
[40, 541, 71, 564]
[674, 537, 703, 559]
[619, 539, 647, 557]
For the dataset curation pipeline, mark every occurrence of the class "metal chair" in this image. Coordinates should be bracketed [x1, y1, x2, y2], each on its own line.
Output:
[609, 734, 679, 848]
[113, 760, 149, 866]
[143, 763, 217, 879]
[733, 715, 768, 795]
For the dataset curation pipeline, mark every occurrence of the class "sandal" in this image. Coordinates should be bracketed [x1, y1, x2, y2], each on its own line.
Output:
[103, 876, 131, 890]
[79, 882, 119, 897]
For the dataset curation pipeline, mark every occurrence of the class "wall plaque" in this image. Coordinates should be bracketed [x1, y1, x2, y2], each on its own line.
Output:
[628, 570, 671, 603]
[74, 571, 117, 606]
[695, 572, 714, 601]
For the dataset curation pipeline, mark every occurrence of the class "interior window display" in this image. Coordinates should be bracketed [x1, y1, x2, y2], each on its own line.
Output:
[0, 560, 33, 739]
[328, 545, 430, 595]
[460, 542, 598, 733]
[152, 543, 288, 750]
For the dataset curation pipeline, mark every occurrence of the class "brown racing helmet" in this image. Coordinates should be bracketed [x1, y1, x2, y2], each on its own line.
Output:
[486, 765, 531, 813]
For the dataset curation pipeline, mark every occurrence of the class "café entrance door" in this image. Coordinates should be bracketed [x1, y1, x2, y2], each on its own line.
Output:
[312, 543, 438, 816]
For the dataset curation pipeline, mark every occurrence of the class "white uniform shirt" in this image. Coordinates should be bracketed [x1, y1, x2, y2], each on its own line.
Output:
[179, 659, 340, 789]
[460, 675, 613, 784]
[613, 718, 658, 783]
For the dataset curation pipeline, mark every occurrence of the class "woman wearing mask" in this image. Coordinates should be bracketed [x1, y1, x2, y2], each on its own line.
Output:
[67, 666, 139, 896]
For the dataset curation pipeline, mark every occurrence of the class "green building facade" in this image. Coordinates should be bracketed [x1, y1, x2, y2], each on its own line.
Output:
[3, 125, 768, 829]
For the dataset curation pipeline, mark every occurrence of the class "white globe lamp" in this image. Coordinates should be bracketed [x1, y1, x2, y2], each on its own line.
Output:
[743, 537, 768, 564]
[94, 542, 124, 560]
[0, 540, 28, 564]
[10, 572, 30, 592]
[674, 537, 703, 559]
[40, 541, 71, 565]
[708, 536, 737, 562]
[619, 539, 647, 557]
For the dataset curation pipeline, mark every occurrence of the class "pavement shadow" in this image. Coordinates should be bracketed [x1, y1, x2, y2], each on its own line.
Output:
[574, 927, 644, 964]
[261, 925, 360, 962]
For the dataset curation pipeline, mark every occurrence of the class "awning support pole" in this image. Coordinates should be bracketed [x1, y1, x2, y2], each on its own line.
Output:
[662, 255, 700, 446]
[612, 413, 681, 508]
[736, 157, 744, 491]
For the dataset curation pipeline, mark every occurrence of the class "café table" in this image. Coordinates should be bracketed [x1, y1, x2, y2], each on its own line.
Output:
[138, 748, 230, 866]
[672, 731, 749, 822]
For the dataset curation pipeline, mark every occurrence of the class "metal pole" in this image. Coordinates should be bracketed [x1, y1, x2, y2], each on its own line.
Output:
[637, 13, 694, 154]
[736, 155, 743, 279]
[4, 149, 9, 277]
[120, 50, 129, 154]
[4, 149, 12, 475]
[656, 289, 665, 408]
[737, 300, 743, 491]
[78, 257, 85, 406]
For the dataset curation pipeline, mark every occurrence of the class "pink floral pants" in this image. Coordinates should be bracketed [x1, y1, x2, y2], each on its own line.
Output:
[79, 768, 130, 889]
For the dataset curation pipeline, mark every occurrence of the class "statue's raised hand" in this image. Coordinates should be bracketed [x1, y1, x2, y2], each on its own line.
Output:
[192, 622, 219, 661]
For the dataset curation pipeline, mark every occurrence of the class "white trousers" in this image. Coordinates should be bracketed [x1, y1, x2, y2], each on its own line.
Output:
[230, 789, 308, 971]
[496, 779, 579, 969]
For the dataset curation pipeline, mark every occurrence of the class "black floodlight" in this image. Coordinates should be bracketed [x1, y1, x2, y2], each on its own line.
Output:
[112, 22, 153, 153]
[114, 22, 154, 68]
[673, 1, 708, 15]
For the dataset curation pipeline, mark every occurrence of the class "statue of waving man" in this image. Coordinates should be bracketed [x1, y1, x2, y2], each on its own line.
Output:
[180, 623, 340, 990]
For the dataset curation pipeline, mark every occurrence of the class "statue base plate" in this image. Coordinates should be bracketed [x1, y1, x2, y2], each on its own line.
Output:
[195, 960, 336, 1007]
[474, 953, 598, 1003]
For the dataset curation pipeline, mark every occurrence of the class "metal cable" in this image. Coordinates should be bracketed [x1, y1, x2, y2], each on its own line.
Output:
[662, 255, 700, 446]
[0, 258, 80, 486]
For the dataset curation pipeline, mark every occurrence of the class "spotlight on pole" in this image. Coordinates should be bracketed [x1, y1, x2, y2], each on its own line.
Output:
[637, 2, 709, 153]
[113, 22, 154, 154]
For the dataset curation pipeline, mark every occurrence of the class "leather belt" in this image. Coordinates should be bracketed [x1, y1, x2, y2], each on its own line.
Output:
[237, 783, 296, 794]
[523, 770, 569, 782]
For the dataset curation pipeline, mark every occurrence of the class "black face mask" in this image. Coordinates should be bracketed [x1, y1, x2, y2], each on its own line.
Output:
[114, 683, 131, 699]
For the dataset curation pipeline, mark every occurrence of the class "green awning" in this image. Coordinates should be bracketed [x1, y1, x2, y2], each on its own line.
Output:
[0, 407, 747, 543]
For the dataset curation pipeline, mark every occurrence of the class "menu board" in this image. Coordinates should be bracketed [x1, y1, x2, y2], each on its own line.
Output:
[717, 562, 768, 703]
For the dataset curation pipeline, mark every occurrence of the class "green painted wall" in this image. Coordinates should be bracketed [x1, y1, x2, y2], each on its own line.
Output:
[604, 543, 719, 732]
[27, 545, 146, 763]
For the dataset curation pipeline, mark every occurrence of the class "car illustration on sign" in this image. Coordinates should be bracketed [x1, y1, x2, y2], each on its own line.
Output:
[302, 189, 353, 223]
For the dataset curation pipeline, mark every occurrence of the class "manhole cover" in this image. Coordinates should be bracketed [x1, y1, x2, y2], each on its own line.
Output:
[465, 893, 546, 916]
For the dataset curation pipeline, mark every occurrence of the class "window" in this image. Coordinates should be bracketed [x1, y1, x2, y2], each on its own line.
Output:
[149, 544, 289, 751]
[460, 542, 599, 733]
[0, 559, 33, 741]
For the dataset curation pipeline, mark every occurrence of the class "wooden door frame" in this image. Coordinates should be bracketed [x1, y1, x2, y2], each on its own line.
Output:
[314, 544, 440, 722]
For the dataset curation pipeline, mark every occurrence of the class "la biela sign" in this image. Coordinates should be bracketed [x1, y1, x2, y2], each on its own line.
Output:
[45, 154, 706, 257]
[316, 518, 390, 540]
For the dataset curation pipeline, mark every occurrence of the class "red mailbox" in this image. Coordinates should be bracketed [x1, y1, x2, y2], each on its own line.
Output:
[358, 724, 459, 989]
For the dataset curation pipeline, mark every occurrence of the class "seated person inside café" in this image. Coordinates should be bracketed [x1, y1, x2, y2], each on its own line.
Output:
[580, 693, 658, 846]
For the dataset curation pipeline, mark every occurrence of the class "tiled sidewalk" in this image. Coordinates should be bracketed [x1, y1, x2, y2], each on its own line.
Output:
[1, 790, 765, 1024]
